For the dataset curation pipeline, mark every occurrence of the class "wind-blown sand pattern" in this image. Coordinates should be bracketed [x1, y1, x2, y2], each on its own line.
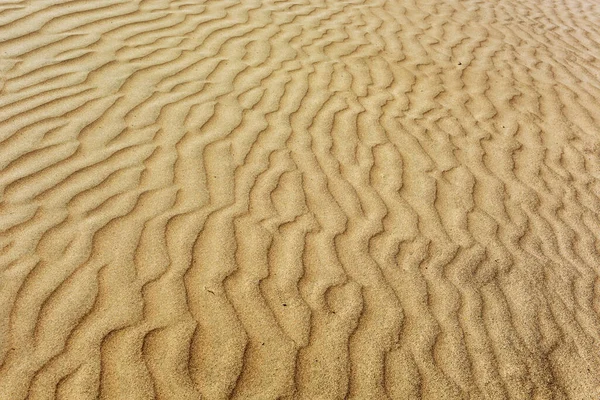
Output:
[1, 0, 600, 398]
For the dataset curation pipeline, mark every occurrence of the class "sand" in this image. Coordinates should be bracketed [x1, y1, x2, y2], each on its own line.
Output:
[1, 0, 600, 398]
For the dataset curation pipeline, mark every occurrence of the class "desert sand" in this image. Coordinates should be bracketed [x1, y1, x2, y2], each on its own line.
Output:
[1, 0, 600, 398]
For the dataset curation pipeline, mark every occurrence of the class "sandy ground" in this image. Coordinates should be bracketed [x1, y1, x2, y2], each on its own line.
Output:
[1, 0, 600, 398]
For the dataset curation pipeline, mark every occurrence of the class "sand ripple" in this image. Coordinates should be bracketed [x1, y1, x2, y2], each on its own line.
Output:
[1, 0, 600, 398]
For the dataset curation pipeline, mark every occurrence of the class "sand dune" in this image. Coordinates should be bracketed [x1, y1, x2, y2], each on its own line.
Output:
[1, 0, 600, 398]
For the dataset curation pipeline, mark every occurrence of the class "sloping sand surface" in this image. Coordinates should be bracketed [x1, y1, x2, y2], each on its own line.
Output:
[2, 0, 600, 398]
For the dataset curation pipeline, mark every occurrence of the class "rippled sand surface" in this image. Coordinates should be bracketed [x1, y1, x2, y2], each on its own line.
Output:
[1, 0, 600, 398]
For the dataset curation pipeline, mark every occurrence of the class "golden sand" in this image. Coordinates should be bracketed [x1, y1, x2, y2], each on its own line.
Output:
[1, 0, 600, 398]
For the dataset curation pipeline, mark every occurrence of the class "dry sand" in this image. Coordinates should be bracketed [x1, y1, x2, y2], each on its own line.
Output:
[1, 0, 600, 398]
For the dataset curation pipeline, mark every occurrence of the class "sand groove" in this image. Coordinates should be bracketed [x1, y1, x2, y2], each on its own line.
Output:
[1, 0, 600, 398]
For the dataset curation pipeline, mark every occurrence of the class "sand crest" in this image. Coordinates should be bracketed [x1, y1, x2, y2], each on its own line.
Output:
[1, 0, 600, 398]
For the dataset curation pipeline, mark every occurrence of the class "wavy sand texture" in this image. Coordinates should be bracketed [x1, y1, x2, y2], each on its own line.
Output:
[1, 0, 600, 398]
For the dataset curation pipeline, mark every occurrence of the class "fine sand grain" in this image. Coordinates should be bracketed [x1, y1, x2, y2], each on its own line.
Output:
[2, 0, 600, 398]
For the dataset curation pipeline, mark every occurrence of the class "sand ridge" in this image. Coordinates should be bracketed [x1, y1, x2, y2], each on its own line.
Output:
[1, 0, 600, 398]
